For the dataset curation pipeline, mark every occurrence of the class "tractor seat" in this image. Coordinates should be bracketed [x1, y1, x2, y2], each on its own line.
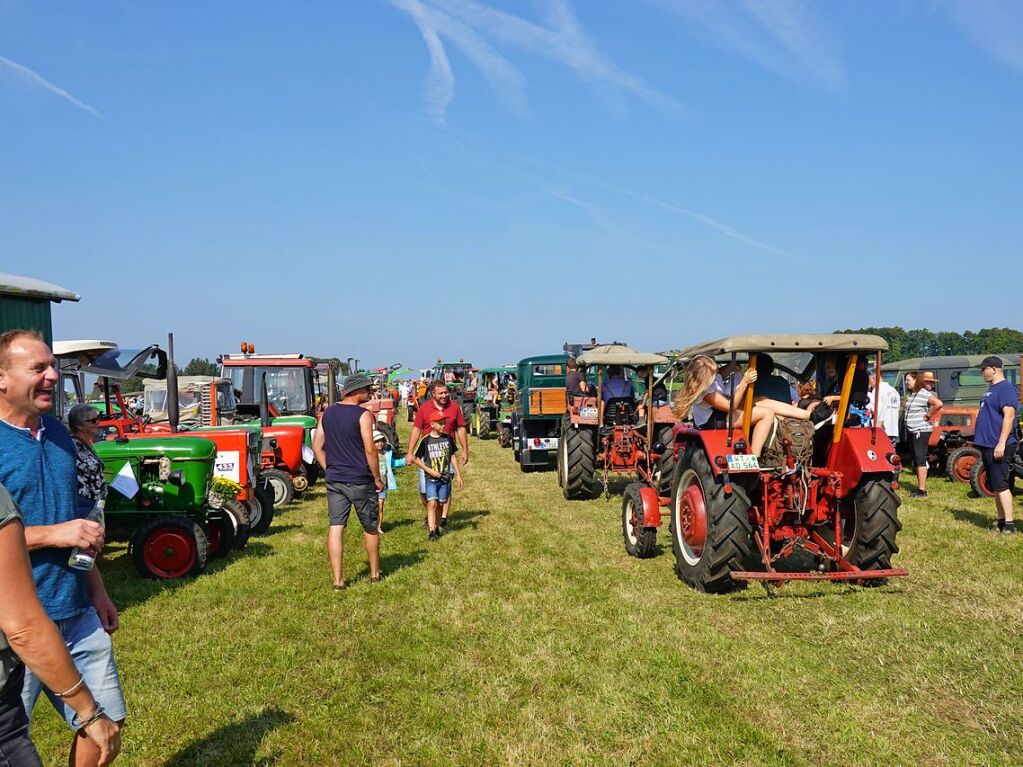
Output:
[603, 397, 635, 426]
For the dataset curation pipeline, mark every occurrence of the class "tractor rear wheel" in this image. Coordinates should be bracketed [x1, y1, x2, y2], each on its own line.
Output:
[477, 409, 492, 439]
[654, 424, 676, 496]
[947, 446, 980, 484]
[204, 508, 237, 558]
[842, 479, 902, 581]
[622, 482, 656, 558]
[669, 447, 752, 593]
[261, 468, 294, 508]
[223, 498, 251, 549]
[129, 516, 209, 580]
[249, 480, 277, 534]
[559, 419, 599, 500]
[497, 424, 512, 448]
[462, 404, 475, 434]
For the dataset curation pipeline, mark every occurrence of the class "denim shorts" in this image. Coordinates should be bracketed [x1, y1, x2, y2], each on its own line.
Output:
[326, 482, 379, 533]
[22, 608, 127, 730]
[424, 477, 452, 503]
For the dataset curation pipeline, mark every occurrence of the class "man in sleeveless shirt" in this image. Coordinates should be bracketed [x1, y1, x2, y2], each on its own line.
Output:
[313, 374, 385, 589]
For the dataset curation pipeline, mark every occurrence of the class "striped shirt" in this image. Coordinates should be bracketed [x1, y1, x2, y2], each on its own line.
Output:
[905, 389, 933, 433]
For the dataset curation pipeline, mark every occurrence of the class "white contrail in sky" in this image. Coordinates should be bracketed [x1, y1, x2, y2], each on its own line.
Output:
[0, 54, 102, 118]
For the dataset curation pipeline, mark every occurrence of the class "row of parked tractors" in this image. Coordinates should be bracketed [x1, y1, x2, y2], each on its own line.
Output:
[474, 336, 1021, 594]
[53, 339, 353, 580]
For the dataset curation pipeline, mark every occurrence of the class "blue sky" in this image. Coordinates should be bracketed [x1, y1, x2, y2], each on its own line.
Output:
[2, 1, 1021, 371]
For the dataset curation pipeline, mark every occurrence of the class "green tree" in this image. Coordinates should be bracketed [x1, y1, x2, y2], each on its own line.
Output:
[183, 357, 217, 376]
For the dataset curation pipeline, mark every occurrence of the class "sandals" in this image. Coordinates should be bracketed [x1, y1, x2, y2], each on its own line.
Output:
[333, 581, 347, 591]
[369, 574, 382, 583]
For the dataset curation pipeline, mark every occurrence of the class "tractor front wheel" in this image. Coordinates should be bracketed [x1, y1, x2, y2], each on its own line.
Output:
[223, 498, 251, 549]
[462, 404, 475, 435]
[129, 516, 209, 579]
[968, 459, 1014, 497]
[204, 510, 237, 558]
[261, 468, 295, 508]
[654, 424, 676, 496]
[303, 460, 321, 487]
[559, 419, 599, 500]
[497, 423, 512, 448]
[621, 482, 656, 558]
[669, 447, 752, 593]
[477, 409, 492, 439]
[947, 446, 981, 484]
[249, 479, 278, 534]
[842, 478, 902, 581]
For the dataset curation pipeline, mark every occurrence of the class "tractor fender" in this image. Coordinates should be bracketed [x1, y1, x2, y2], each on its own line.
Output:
[671, 426, 750, 477]
[638, 486, 662, 528]
[826, 428, 898, 496]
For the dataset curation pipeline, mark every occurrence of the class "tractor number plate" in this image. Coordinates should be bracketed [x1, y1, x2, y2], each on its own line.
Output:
[726, 454, 760, 472]
[530, 438, 559, 450]
[579, 407, 598, 419]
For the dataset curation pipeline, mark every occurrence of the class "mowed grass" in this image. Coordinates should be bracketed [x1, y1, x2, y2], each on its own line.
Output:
[30, 419, 1023, 766]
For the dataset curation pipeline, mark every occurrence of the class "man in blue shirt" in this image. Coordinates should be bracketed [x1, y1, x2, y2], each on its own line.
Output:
[974, 356, 1020, 534]
[601, 366, 634, 404]
[0, 330, 126, 765]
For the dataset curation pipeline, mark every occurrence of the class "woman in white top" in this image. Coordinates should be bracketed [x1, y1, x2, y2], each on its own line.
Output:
[903, 370, 943, 497]
[673, 356, 813, 456]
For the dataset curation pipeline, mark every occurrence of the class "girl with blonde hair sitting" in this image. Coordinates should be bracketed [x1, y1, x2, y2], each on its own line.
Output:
[673, 356, 814, 456]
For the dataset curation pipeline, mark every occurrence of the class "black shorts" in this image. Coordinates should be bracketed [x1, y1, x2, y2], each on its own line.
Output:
[980, 443, 1017, 492]
[909, 431, 930, 468]
[326, 482, 379, 533]
[0, 666, 43, 767]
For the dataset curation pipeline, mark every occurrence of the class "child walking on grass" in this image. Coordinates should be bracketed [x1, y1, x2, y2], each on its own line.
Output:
[411, 411, 463, 541]
[373, 429, 406, 534]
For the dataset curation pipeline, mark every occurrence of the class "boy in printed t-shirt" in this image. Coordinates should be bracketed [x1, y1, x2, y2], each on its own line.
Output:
[412, 411, 463, 541]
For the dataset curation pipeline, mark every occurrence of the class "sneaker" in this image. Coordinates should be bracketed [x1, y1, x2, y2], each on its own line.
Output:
[428, 529, 439, 541]
[440, 517, 448, 528]
[911, 489, 928, 498]
[1001, 523, 1017, 535]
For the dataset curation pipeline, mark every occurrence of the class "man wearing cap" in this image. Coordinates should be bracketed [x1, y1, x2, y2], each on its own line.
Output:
[407, 381, 468, 528]
[976, 356, 1020, 534]
[313, 374, 385, 588]
[867, 367, 901, 449]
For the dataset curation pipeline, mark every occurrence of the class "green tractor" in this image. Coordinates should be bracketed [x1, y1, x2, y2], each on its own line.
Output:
[472, 366, 517, 441]
[431, 360, 478, 427]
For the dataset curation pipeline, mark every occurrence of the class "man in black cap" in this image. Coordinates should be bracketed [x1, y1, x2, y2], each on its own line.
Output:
[313, 374, 385, 587]
[975, 356, 1019, 533]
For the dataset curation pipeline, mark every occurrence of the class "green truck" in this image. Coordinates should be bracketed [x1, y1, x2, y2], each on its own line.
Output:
[510, 354, 568, 472]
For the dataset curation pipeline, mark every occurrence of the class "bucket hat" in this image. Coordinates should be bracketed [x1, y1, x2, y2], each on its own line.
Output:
[341, 374, 372, 398]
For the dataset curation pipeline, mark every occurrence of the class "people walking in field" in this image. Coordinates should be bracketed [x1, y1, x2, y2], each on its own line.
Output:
[373, 429, 406, 534]
[673, 355, 814, 456]
[0, 481, 121, 767]
[313, 374, 385, 589]
[406, 381, 468, 529]
[0, 330, 126, 767]
[867, 368, 901, 448]
[904, 371, 942, 497]
[411, 411, 463, 541]
[974, 356, 1019, 533]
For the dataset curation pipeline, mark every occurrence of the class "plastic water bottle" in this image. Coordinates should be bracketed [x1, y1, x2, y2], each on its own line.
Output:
[68, 498, 105, 571]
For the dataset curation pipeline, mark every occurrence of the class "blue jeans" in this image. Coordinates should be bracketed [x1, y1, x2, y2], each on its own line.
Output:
[424, 477, 451, 503]
[22, 608, 127, 730]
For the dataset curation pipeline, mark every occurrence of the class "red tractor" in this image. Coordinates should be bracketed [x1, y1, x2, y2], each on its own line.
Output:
[558, 345, 673, 500]
[621, 334, 906, 593]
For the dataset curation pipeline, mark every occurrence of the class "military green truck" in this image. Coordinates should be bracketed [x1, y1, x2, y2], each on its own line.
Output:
[510, 355, 567, 472]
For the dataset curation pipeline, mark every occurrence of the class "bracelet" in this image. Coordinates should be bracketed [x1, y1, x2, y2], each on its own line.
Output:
[71, 705, 106, 730]
[56, 676, 85, 699]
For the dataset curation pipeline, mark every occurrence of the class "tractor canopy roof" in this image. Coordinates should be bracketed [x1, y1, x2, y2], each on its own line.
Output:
[221, 354, 313, 368]
[576, 344, 667, 367]
[53, 340, 118, 369]
[71, 344, 168, 381]
[143, 376, 233, 392]
[436, 361, 473, 369]
[477, 366, 516, 375]
[881, 353, 1023, 372]
[676, 334, 889, 359]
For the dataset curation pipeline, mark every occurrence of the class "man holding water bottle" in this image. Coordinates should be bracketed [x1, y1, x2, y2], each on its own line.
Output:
[0, 330, 125, 766]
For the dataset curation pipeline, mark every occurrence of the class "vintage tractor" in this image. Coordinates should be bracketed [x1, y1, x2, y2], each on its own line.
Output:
[220, 344, 322, 485]
[881, 353, 1023, 482]
[430, 360, 477, 426]
[472, 366, 517, 440]
[510, 355, 567, 472]
[621, 334, 906, 593]
[557, 345, 671, 500]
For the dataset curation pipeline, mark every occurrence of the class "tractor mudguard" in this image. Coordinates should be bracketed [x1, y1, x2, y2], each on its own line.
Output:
[672, 426, 751, 477]
[826, 428, 898, 495]
[566, 394, 599, 426]
[638, 486, 662, 527]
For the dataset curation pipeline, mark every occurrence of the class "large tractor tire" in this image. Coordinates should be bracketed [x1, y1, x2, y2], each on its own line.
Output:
[129, 516, 209, 580]
[946, 445, 981, 484]
[497, 423, 512, 448]
[622, 482, 657, 558]
[222, 498, 251, 550]
[248, 480, 277, 534]
[261, 468, 294, 509]
[842, 478, 902, 581]
[204, 508, 238, 559]
[669, 447, 752, 593]
[654, 424, 676, 496]
[559, 419, 599, 500]
[462, 403, 475, 435]
[303, 460, 321, 487]
[477, 409, 492, 440]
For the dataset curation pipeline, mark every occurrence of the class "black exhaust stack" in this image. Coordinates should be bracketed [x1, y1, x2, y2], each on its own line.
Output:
[167, 333, 179, 434]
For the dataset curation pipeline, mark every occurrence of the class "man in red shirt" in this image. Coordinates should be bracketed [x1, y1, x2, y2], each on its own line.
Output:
[407, 381, 469, 527]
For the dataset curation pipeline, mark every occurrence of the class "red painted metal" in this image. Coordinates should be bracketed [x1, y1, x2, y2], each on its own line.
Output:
[731, 568, 908, 582]
[679, 483, 707, 550]
[638, 486, 662, 527]
[142, 527, 197, 579]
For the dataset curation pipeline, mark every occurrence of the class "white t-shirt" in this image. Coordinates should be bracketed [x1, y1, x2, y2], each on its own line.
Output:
[867, 381, 901, 438]
[691, 375, 726, 427]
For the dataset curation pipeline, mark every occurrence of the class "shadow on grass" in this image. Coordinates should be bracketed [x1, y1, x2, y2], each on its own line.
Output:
[162, 707, 295, 767]
[356, 549, 426, 582]
[103, 541, 274, 612]
[381, 517, 419, 532]
[259, 523, 302, 536]
[952, 508, 995, 530]
[443, 508, 490, 533]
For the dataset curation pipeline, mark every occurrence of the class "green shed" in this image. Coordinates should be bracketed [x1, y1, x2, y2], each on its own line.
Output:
[0, 272, 80, 345]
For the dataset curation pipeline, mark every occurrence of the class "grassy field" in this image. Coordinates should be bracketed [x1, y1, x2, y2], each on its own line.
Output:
[31, 419, 1023, 766]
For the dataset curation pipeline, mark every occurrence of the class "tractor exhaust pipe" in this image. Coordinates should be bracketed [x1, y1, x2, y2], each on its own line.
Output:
[167, 332, 179, 434]
[258, 371, 270, 427]
[327, 365, 337, 406]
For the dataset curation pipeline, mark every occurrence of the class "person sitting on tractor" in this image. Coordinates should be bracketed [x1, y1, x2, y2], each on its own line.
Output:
[601, 366, 634, 404]
[565, 357, 591, 397]
[485, 374, 500, 405]
[673, 356, 814, 456]
[752, 353, 794, 404]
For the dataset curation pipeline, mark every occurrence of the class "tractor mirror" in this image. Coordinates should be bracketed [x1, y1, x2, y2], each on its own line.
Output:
[651, 442, 666, 456]
[168, 470, 185, 487]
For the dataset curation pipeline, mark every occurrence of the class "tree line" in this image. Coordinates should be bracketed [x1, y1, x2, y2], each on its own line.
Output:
[837, 327, 1023, 362]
